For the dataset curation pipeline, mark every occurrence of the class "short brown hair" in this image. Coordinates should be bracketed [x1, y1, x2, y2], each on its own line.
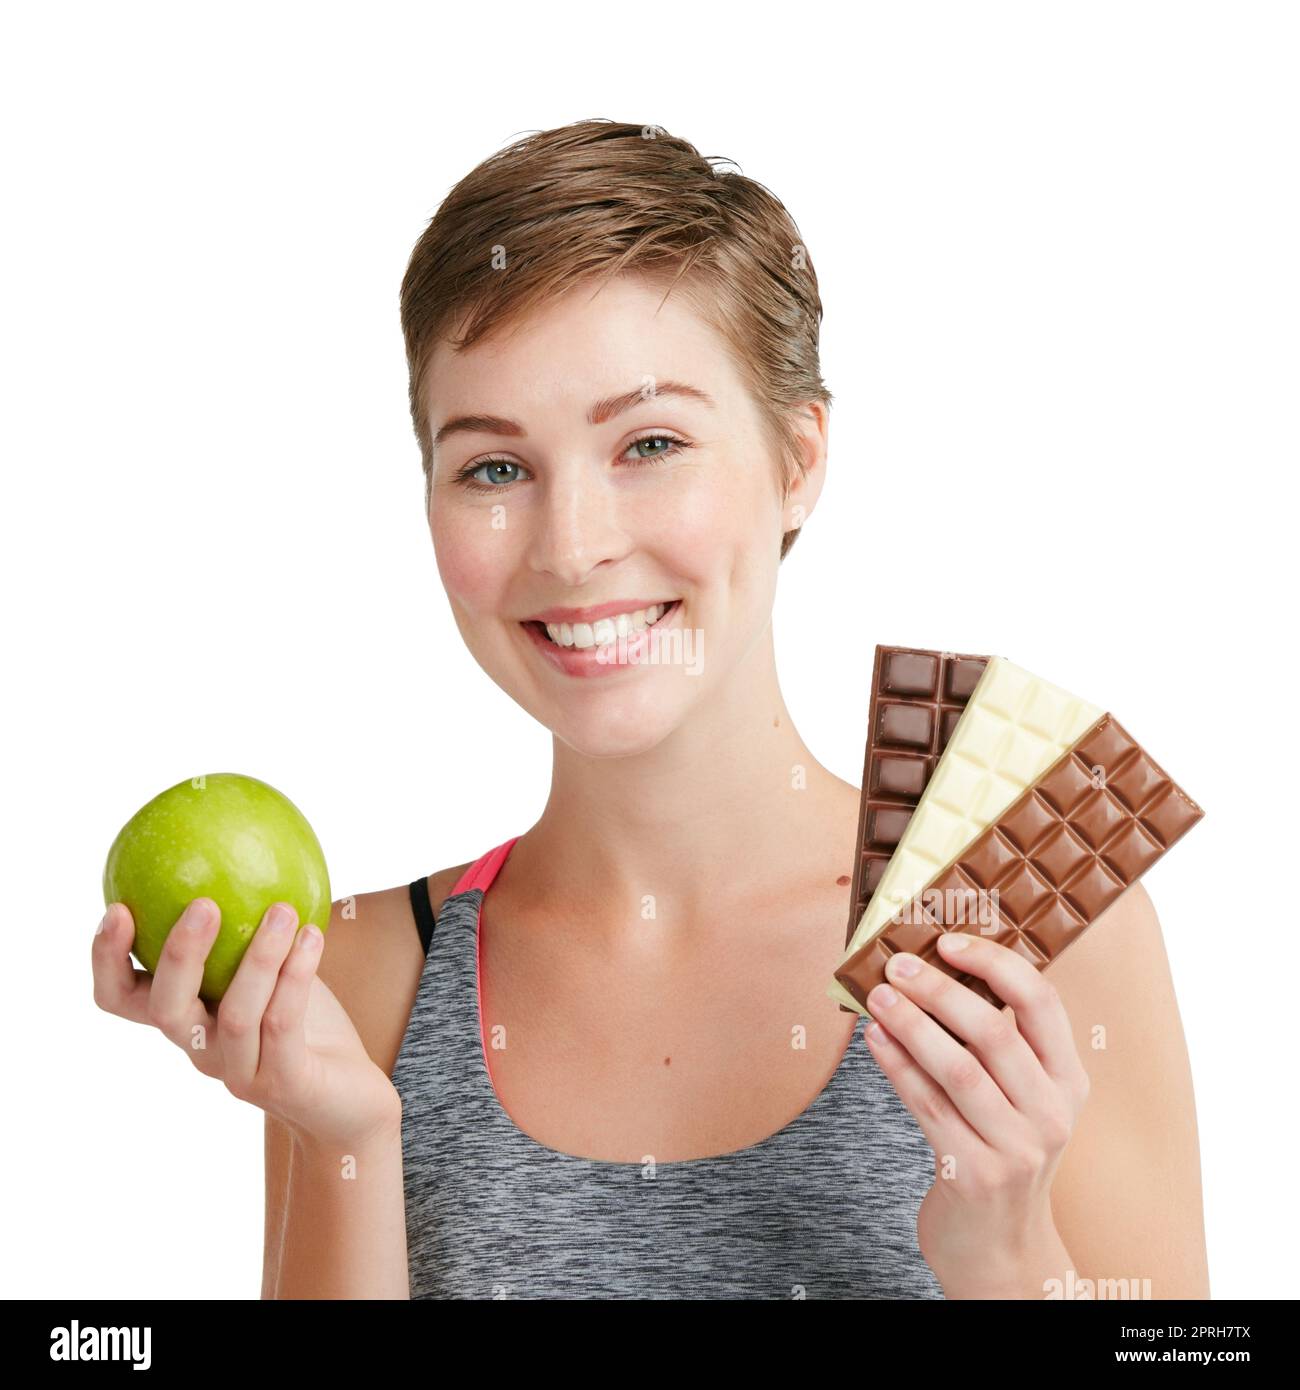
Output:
[400, 119, 832, 560]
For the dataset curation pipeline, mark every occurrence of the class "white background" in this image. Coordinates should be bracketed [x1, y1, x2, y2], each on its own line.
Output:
[2, 1, 1294, 1299]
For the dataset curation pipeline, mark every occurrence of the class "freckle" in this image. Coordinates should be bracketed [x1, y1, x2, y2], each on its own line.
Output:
[773, 716, 780, 727]
[836, 875, 850, 886]
[664, 1056, 671, 1067]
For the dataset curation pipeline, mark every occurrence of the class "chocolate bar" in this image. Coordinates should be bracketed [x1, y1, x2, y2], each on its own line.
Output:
[833, 714, 1204, 1014]
[846, 646, 991, 950]
[830, 657, 1104, 1013]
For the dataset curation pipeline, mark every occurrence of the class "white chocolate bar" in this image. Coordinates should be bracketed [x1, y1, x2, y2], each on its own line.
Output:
[828, 657, 1104, 1013]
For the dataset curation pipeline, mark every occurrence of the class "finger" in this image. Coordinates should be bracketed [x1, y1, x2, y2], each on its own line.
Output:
[92, 903, 154, 1025]
[863, 976, 1016, 1146]
[935, 931, 1084, 1090]
[883, 945, 1060, 1116]
[218, 903, 300, 1092]
[146, 899, 219, 1051]
[257, 922, 326, 1086]
[861, 1005, 989, 1165]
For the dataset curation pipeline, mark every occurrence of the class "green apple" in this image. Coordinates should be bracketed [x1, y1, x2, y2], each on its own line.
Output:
[103, 773, 331, 1004]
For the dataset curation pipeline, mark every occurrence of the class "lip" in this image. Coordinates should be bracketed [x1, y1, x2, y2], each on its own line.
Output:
[524, 597, 679, 624]
[520, 599, 683, 679]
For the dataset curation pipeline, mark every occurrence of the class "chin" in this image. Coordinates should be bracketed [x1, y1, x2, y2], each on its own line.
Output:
[545, 689, 687, 760]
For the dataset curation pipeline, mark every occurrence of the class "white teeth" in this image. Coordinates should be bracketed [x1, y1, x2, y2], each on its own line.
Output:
[540, 602, 674, 649]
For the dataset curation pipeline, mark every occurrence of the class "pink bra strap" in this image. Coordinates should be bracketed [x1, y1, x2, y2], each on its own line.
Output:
[450, 836, 521, 897]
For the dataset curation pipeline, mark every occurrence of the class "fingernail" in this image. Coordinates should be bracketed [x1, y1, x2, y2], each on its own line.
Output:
[940, 932, 970, 952]
[96, 908, 112, 936]
[888, 954, 921, 978]
[869, 984, 898, 1009]
[865, 1020, 886, 1043]
[266, 904, 296, 933]
[187, 900, 215, 931]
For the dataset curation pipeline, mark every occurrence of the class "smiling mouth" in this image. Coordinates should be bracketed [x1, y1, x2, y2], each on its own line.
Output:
[522, 600, 681, 649]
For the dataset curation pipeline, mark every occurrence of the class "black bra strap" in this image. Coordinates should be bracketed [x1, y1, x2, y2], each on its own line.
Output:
[408, 876, 437, 957]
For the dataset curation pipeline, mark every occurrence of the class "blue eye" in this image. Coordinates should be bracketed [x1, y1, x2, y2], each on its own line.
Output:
[453, 433, 692, 494]
[461, 459, 524, 489]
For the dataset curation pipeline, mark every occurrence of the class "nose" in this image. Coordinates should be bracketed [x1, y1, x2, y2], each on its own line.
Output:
[526, 463, 632, 586]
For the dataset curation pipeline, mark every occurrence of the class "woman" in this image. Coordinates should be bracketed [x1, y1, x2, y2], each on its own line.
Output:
[94, 119, 1209, 1300]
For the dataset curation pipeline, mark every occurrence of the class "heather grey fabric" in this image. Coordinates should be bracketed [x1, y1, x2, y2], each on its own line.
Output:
[390, 884, 945, 1300]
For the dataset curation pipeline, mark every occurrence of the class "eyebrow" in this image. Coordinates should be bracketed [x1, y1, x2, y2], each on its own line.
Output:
[431, 380, 716, 451]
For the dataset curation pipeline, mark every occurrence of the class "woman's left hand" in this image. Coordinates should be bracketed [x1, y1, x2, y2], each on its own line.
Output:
[861, 930, 1091, 1299]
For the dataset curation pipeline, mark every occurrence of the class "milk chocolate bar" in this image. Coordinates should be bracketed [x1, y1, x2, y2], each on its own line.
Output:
[829, 657, 1103, 1013]
[833, 714, 1204, 1014]
[846, 646, 991, 950]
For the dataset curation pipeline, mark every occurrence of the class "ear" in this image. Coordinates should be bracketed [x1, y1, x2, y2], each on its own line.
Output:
[783, 399, 829, 532]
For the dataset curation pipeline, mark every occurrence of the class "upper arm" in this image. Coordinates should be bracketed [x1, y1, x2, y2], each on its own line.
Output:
[1048, 881, 1211, 1298]
[261, 888, 416, 1297]
[261, 1112, 293, 1298]
[261, 869, 470, 1296]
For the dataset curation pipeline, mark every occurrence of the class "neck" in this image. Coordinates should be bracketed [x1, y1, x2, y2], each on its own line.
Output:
[516, 624, 847, 922]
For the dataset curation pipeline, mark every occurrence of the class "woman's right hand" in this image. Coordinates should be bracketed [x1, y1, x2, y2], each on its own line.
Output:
[92, 897, 402, 1152]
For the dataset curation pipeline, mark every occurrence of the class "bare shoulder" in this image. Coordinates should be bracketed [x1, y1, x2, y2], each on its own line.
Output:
[1053, 878, 1162, 968]
[1048, 881, 1167, 1008]
[316, 862, 473, 1077]
[1046, 880, 1183, 1054]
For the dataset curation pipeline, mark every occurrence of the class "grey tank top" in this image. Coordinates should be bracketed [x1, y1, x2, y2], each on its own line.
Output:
[389, 837, 945, 1300]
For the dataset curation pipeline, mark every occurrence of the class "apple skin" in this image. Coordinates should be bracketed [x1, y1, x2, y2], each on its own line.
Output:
[103, 773, 331, 1005]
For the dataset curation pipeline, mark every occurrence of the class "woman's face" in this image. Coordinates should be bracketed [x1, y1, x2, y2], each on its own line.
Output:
[423, 274, 819, 758]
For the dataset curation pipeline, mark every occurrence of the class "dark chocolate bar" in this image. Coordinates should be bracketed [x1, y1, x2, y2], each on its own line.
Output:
[846, 646, 989, 945]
